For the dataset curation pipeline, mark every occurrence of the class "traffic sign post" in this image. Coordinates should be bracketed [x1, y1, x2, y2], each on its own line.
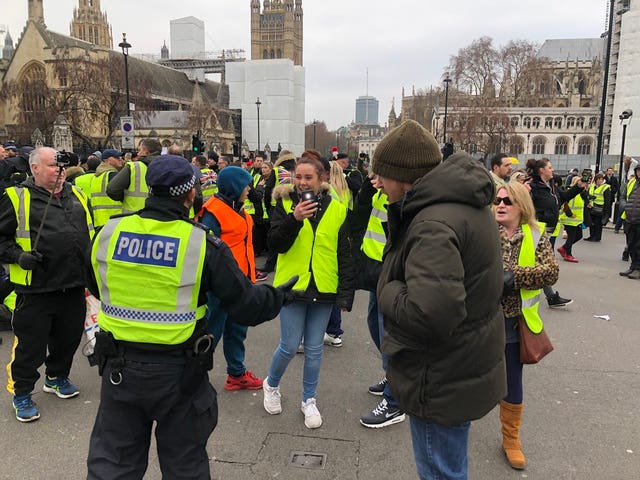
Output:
[120, 116, 135, 150]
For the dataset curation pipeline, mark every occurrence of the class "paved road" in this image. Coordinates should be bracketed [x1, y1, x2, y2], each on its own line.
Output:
[0, 229, 638, 479]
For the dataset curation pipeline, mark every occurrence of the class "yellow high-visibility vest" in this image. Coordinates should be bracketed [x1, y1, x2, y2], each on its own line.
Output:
[122, 162, 149, 213]
[91, 215, 207, 345]
[519, 223, 544, 334]
[5, 185, 94, 285]
[273, 195, 346, 292]
[361, 190, 387, 262]
[559, 194, 584, 227]
[89, 171, 123, 228]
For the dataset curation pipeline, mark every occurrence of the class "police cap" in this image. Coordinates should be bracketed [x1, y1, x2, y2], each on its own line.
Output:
[146, 154, 196, 197]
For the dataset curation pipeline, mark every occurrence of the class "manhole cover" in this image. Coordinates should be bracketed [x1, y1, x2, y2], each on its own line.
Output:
[289, 451, 327, 470]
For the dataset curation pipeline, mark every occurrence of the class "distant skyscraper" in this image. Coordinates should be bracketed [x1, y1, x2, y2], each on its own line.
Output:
[170, 16, 205, 59]
[355, 96, 379, 125]
[251, 0, 303, 66]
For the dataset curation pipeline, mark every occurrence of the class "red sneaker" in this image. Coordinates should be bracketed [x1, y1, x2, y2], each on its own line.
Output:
[564, 255, 579, 263]
[557, 246, 567, 258]
[224, 370, 263, 391]
[255, 271, 269, 282]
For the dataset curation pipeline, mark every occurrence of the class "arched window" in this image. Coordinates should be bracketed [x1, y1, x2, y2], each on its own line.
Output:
[588, 117, 597, 129]
[532, 136, 546, 155]
[576, 117, 585, 128]
[567, 117, 575, 128]
[510, 117, 519, 128]
[544, 117, 553, 128]
[554, 137, 569, 155]
[577, 137, 592, 155]
[532, 117, 540, 128]
[277, 49, 282, 58]
[263, 49, 268, 59]
[270, 49, 275, 59]
[19, 62, 47, 115]
[509, 136, 524, 155]
[523, 117, 531, 128]
[554, 117, 563, 129]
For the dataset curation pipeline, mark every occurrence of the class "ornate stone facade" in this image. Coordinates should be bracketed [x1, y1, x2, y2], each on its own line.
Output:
[70, 0, 113, 49]
[251, 0, 303, 66]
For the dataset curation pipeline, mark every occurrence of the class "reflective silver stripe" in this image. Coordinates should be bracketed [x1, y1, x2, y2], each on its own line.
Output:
[132, 162, 142, 196]
[364, 230, 386, 244]
[95, 218, 123, 304]
[101, 301, 195, 323]
[370, 207, 387, 222]
[522, 294, 541, 309]
[92, 205, 122, 211]
[531, 228, 542, 248]
[12, 188, 30, 241]
[176, 227, 205, 311]
[92, 174, 111, 197]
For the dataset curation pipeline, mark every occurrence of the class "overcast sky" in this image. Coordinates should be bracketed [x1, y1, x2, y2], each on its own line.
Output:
[4, 0, 608, 130]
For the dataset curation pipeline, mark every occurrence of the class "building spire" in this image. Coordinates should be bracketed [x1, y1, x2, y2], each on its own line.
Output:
[28, 0, 45, 25]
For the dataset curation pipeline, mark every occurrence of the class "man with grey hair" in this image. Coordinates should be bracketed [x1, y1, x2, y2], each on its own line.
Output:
[0, 147, 94, 422]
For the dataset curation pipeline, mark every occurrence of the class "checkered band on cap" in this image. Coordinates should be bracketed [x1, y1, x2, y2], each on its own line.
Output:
[168, 174, 196, 197]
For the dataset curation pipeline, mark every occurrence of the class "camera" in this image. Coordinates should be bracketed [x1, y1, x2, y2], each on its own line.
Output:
[620, 109, 633, 120]
[299, 190, 318, 203]
[56, 151, 79, 167]
[581, 168, 593, 183]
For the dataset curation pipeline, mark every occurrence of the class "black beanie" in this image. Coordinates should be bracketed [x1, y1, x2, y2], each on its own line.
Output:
[372, 119, 442, 184]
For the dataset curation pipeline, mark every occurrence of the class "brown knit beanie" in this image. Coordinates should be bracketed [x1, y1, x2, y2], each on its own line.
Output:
[372, 119, 442, 184]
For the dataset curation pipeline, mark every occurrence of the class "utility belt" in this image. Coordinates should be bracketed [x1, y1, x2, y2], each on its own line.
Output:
[93, 330, 213, 396]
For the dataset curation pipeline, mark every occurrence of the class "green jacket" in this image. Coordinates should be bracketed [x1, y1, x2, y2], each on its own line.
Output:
[378, 152, 506, 425]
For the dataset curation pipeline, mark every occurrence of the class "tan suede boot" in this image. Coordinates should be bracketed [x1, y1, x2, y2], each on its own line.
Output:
[499, 400, 526, 469]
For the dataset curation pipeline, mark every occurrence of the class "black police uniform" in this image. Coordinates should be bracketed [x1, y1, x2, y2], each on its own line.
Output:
[86, 155, 291, 480]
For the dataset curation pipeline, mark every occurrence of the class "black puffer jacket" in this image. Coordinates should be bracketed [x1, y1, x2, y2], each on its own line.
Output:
[0, 178, 92, 294]
[528, 174, 583, 230]
[268, 183, 355, 310]
[378, 152, 506, 425]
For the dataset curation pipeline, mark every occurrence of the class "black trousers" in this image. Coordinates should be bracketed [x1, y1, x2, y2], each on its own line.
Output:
[562, 225, 583, 256]
[87, 352, 218, 480]
[589, 212, 604, 241]
[8, 287, 85, 396]
[625, 223, 640, 269]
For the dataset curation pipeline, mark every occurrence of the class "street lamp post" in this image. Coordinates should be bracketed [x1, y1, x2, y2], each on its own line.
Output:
[255, 97, 261, 155]
[313, 120, 318, 149]
[443, 74, 452, 145]
[118, 33, 132, 116]
[616, 109, 633, 205]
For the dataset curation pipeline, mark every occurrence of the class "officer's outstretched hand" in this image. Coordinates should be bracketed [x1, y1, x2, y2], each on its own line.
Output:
[277, 275, 299, 306]
[18, 250, 43, 270]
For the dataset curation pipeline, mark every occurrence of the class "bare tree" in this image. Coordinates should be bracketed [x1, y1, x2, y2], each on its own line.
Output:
[448, 37, 499, 97]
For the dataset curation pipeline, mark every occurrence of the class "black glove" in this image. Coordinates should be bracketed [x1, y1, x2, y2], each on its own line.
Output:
[18, 251, 43, 270]
[277, 275, 299, 306]
[502, 270, 515, 297]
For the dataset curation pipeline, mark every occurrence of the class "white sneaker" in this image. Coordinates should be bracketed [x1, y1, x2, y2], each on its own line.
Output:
[301, 398, 322, 429]
[263, 378, 282, 414]
[323, 333, 343, 347]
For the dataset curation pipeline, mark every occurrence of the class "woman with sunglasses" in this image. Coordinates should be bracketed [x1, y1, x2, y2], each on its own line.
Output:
[493, 182, 559, 470]
[525, 158, 585, 307]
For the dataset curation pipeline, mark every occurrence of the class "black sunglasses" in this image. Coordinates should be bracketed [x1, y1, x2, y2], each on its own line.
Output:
[493, 196, 514, 206]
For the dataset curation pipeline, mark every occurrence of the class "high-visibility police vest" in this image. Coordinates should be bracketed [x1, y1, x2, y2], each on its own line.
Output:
[5, 185, 94, 286]
[122, 161, 149, 213]
[559, 193, 584, 227]
[361, 190, 388, 262]
[200, 196, 256, 282]
[519, 223, 545, 334]
[621, 178, 638, 221]
[273, 195, 347, 292]
[89, 171, 123, 228]
[200, 168, 217, 202]
[588, 183, 610, 206]
[3, 290, 16, 311]
[91, 215, 207, 345]
[74, 173, 93, 197]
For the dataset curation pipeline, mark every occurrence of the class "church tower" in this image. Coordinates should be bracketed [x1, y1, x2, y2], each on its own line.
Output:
[2, 31, 15, 60]
[70, 0, 113, 49]
[251, 0, 303, 66]
[28, 0, 45, 25]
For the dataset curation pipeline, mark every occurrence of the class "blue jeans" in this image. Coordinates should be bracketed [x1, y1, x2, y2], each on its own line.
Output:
[267, 301, 332, 401]
[409, 417, 471, 480]
[207, 294, 247, 377]
[504, 342, 523, 404]
[367, 292, 398, 408]
[325, 304, 344, 336]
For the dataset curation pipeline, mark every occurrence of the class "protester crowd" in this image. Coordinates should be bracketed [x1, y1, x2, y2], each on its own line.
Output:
[0, 129, 638, 479]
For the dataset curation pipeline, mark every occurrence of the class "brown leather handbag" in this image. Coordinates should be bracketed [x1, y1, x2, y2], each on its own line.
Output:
[518, 316, 554, 364]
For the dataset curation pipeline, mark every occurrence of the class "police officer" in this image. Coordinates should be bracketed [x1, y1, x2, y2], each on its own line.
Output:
[86, 155, 296, 480]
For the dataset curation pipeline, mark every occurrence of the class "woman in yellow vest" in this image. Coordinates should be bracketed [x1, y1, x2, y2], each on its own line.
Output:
[263, 156, 355, 429]
[494, 182, 559, 470]
[558, 176, 588, 262]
